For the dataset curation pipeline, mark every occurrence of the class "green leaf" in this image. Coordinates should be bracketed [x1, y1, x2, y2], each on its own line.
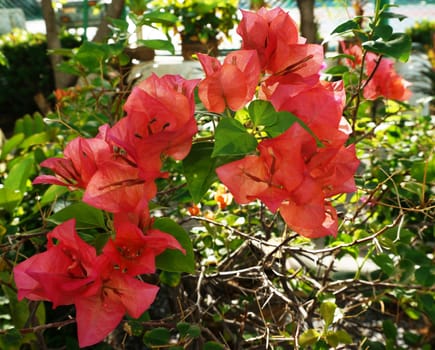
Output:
[139, 11, 178, 26]
[176, 322, 191, 337]
[32, 114, 46, 133]
[19, 132, 49, 149]
[177, 322, 201, 338]
[335, 329, 353, 344]
[107, 17, 129, 32]
[323, 65, 349, 76]
[48, 47, 75, 58]
[75, 41, 110, 71]
[0, 328, 23, 349]
[159, 271, 181, 287]
[313, 340, 330, 350]
[326, 329, 352, 347]
[118, 52, 131, 66]
[248, 99, 277, 126]
[4, 157, 34, 193]
[331, 19, 360, 34]
[398, 245, 431, 266]
[47, 202, 106, 229]
[0, 133, 24, 160]
[415, 266, 435, 287]
[89, 233, 109, 255]
[403, 331, 421, 346]
[411, 158, 435, 183]
[299, 328, 320, 347]
[204, 341, 225, 350]
[33, 185, 69, 212]
[22, 115, 34, 136]
[248, 100, 300, 137]
[143, 327, 170, 346]
[183, 142, 237, 203]
[382, 319, 397, 340]
[373, 24, 393, 41]
[1, 272, 45, 346]
[137, 39, 175, 54]
[371, 253, 395, 276]
[419, 294, 435, 324]
[380, 12, 407, 21]
[0, 50, 8, 67]
[248, 100, 323, 144]
[183, 142, 216, 203]
[212, 118, 257, 157]
[320, 301, 337, 328]
[58, 61, 82, 76]
[365, 340, 387, 350]
[186, 325, 201, 338]
[362, 33, 412, 62]
[327, 53, 356, 61]
[108, 42, 125, 57]
[154, 218, 195, 274]
[248, 100, 294, 137]
[0, 188, 23, 213]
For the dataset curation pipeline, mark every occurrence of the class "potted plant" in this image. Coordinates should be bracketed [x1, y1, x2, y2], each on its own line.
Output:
[153, 0, 239, 59]
[122, 0, 178, 62]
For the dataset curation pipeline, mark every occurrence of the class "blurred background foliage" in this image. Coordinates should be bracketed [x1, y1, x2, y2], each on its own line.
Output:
[0, 29, 82, 135]
[0, 1, 434, 349]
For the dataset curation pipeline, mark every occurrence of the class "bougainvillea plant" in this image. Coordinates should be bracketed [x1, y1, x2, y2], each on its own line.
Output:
[10, 4, 416, 348]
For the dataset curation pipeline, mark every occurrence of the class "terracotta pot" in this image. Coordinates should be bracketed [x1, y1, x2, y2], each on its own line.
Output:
[124, 46, 155, 62]
[181, 38, 219, 60]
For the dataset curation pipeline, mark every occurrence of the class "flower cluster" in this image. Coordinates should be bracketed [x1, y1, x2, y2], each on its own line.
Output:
[14, 6, 366, 348]
[340, 41, 412, 101]
[14, 74, 197, 347]
[204, 7, 360, 238]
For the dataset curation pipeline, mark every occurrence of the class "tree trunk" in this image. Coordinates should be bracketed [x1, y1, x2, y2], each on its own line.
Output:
[92, 0, 126, 43]
[40, 0, 74, 89]
[296, 0, 317, 43]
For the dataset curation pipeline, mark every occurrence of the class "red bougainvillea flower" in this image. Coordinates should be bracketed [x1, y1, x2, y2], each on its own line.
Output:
[216, 123, 306, 212]
[13, 219, 103, 307]
[216, 121, 359, 238]
[363, 52, 411, 101]
[340, 43, 411, 101]
[280, 199, 339, 238]
[268, 40, 324, 78]
[53, 87, 78, 108]
[197, 50, 261, 113]
[103, 216, 184, 276]
[33, 135, 112, 190]
[268, 80, 351, 158]
[260, 72, 319, 103]
[237, 7, 301, 70]
[307, 143, 359, 197]
[237, 7, 324, 76]
[83, 160, 157, 214]
[278, 176, 330, 231]
[110, 74, 200, 176]
[339, 41, 363, 68]
[214, 185, 233, 210]
[75, 258, 158, 347]
[14, 219, 160, 348]
[270, 80, 345, 132]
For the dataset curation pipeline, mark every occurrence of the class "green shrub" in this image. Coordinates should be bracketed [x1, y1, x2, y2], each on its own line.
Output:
[406, 19, 435, 49]
[0, 29, 81, 135]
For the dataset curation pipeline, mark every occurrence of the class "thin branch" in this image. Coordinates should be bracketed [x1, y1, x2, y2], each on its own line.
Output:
[0, 319, 76, 335]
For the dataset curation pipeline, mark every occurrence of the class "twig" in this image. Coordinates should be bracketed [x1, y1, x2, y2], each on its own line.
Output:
[0, 318, 76, 335]
[283, 213, 404, 255]
[196, 264, 205, 314]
